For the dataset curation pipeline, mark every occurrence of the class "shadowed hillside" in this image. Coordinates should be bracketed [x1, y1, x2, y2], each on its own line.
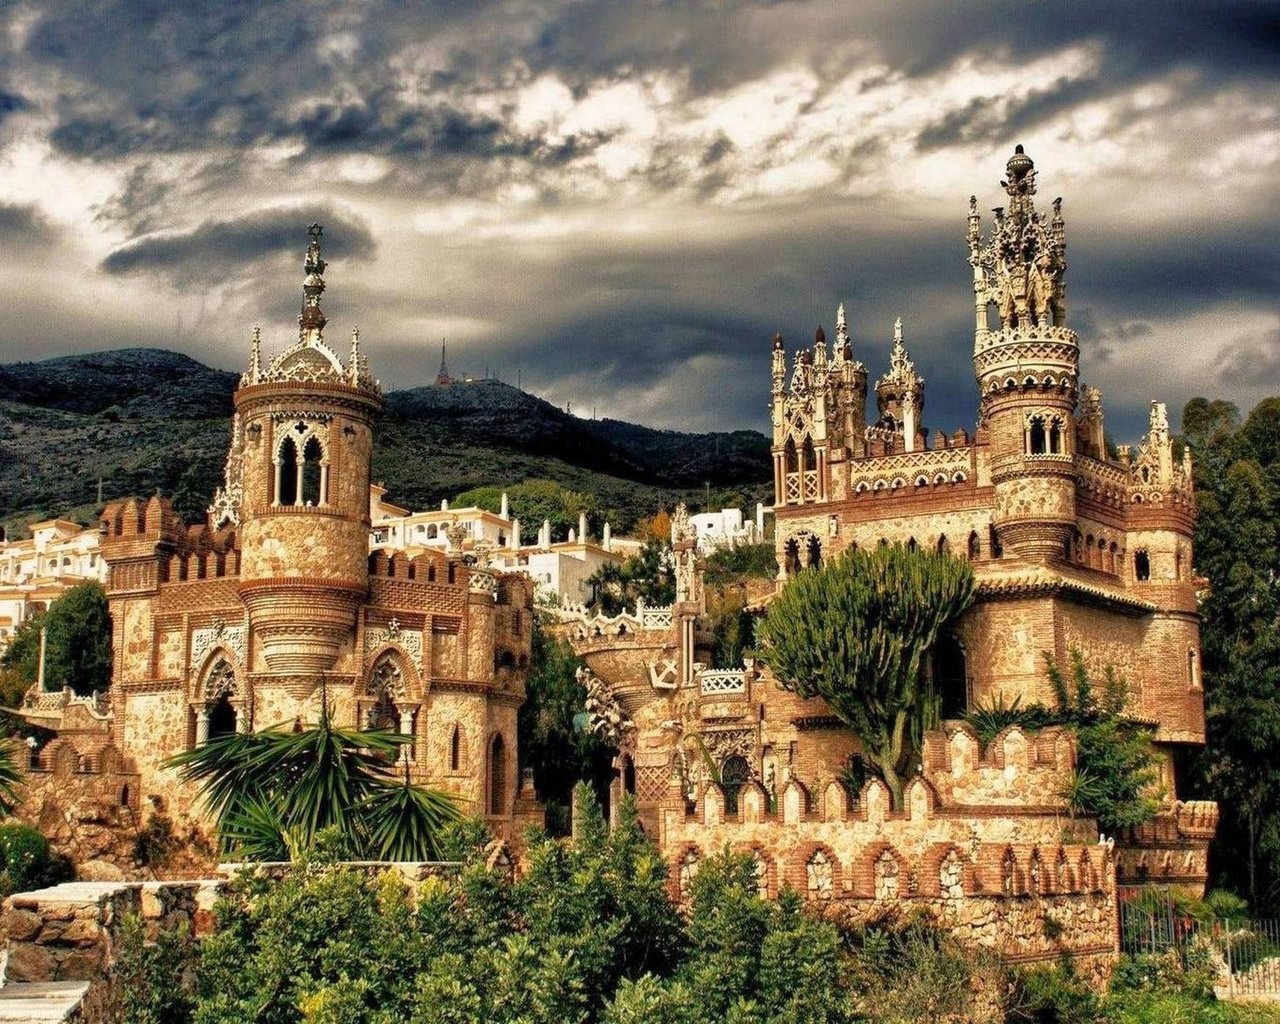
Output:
[0, 349, 771, 537]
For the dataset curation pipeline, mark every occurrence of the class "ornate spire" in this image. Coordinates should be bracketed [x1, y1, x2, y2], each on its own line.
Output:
[299, 223, 328, 343]
[813, 325, 827, 371]
[248, 325, 262, 384]
[771, 332, 786, 395]
[349, 327, 362, 384]
[971, 145, 1066, 331]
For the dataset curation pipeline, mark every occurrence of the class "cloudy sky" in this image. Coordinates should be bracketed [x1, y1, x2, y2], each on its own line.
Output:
[0, 1, 1276, 439]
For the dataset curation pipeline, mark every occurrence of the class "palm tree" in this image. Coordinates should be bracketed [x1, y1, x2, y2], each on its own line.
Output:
[166, 701, 459, 861]
[0, 738, 24, 816]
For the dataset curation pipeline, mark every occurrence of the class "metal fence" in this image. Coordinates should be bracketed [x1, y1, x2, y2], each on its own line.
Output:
[1120, 892, 1280, 998]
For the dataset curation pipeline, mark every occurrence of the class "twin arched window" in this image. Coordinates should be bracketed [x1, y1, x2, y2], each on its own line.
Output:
[1026, 414, 1065, 456]
[274, 423, 328, 507]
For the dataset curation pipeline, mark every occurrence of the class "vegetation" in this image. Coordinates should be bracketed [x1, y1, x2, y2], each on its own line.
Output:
[0, 821, 71, 896]
[454, 479, 593, 540]
[586, 539, 675, 615]
[165, 702, 460, 861]
[1180, 396, 1280, 912]
[757, 543, 976, 807]
[963, 651, 1161, 834]
[0, 580, 112, 696]
[518, 620, 614, 833]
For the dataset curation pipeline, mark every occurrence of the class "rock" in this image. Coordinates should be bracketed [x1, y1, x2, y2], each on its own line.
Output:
[3, 941, 55, 983]
[77, 860, 125, 882]
[1, 908, 42, 941]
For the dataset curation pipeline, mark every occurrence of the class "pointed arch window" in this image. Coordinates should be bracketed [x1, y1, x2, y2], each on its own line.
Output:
[1028, 416, 1047, 455]
[967, 531, 980, 560]
[1135, 549, 1151, 582]
[301, 436, 326, 505]
[449, 723, 463, 771]
[489, 734, 507, 816]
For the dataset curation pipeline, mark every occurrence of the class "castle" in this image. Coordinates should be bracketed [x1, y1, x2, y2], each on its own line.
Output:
[18, 225, 539, 850]
[553, 146, 1216, 971]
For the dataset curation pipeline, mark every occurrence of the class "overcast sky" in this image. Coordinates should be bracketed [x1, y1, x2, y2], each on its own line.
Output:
[0, 1, 1276, 439]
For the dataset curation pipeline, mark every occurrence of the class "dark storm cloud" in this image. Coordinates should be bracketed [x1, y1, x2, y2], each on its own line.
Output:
[101, 206, 376, 284]
[0, 202, 59, 248]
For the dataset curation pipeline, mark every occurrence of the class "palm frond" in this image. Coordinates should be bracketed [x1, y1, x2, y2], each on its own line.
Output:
[358, 769, 461, 862]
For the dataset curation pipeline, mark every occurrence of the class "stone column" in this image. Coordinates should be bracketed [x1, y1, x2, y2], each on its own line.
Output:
[235, 706, 249, 733]
[399, 710, 414, 762]
[196, 709, 210, 746]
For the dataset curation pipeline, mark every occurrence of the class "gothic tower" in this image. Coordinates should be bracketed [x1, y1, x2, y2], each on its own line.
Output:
[223, 225, 383, 693]
[971, 145, 1077, 561]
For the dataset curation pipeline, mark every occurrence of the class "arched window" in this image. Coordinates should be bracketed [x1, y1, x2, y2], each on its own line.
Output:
[784, 538, 801, 576]
[1029, 417, 1047, 455]
[967, 531, 981, 560]
[906, 537, 917, 552]
[621, 754, 636, 796]
[1135, 549, 1151, 582]
[1188, 648, 1199, 688]
[1174, 547, 1182, 580]
[449, 724, 463, 771]
[301, 436, 325, 505]
[989, 525, 1003, 558]
[277, 436, 299, 506]
[937, 535, 950, 555]
[784, 437, 798, 475]
[489, 734, 507, 815]
[721, 755, 750, 814]
[1048, 418, 1063, 454]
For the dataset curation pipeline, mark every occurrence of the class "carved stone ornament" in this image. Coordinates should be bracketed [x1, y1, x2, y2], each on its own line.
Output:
[365, 625, 423, 664]
[191, 619, 247, 670]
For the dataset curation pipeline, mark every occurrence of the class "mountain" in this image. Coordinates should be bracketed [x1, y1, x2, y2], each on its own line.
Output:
[0, 349, 771, 538]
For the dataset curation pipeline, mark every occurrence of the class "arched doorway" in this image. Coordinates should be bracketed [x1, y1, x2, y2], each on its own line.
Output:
[196, 655, 242, 744]
[489, 734, 507, 816]
[364, 653, 413, 761]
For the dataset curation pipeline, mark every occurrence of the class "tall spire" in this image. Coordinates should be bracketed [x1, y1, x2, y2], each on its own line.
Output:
[299, 223, 328, 344]
[248, 325, 262, 383]
[349, 327, 362, 384]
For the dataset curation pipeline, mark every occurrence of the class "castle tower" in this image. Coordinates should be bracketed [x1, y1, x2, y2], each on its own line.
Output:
[971, 145, 1077, 560]
[231, 225, 383, 687]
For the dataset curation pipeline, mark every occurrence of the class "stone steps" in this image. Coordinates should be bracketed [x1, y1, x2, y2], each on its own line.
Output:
[0, 981, 91, 1022]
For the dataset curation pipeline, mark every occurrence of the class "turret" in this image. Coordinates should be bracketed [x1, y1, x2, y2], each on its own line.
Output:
[971, 146, 1079, 561]
[231, 225, 384, 683]
[873, 318, 924, 452]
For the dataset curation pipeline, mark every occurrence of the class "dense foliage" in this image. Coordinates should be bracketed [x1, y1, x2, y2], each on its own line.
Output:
[0, 580, 112, 696]
[518, 620, 614, 833]
[586, 539, 676, 615]
[758, 543, 976, 807]
[0, 821, 71, 896]
[1180, 397, 1280, 911]
[454, 479, 593, 540]
[111, 789, 997, 1024]
[165, 704, 459, 861]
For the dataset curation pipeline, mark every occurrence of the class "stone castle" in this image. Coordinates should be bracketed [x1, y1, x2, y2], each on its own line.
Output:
[8, 147, 1215, 972]
[18, 225, 540, 852]
[552, 146, 1216, 971]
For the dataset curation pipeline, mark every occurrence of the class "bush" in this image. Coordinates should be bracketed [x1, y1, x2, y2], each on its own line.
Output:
[1007, 960, 1103, 1023]
[0, 822, 65, 895]
[133, 812, 181, 867]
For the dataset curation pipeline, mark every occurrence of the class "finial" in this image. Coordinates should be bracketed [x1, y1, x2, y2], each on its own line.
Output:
[249, 325, 262, 382]
[814, 325, 826, 345]
[350, 326, 361, 383]
[969, 195, 978, 216]
[772, 331, 784, 352]
[893, 317, 903, 343]
[836, 302, 847, 331]
[299, 223, 327, 342]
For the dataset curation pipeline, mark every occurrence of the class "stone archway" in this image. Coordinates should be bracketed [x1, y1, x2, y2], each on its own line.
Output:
[362, 652, 418, 761]
[194, 653, 246, 744]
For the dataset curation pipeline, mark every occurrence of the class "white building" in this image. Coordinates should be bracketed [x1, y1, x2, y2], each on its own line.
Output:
[687, 503, 772, 555]
[0, 520, 107, 650]
[369, 486, 625, 606]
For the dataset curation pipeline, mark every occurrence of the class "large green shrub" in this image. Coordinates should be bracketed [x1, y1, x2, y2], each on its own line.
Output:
[0, 822, 67, 895]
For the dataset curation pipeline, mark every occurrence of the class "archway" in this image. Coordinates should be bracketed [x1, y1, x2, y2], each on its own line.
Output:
[721, 755, 751, 815]
[931, 632, 968, 720]
[364, 653, 413, 760]
[196, 655, 241, 744]
[489, 734, 507, 816]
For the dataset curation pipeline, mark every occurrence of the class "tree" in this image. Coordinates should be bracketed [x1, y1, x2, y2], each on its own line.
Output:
[0, 581, 112, 697]
[165, 702, 459, 861]
[518, 620, 614, 833]
[453, 479, 592, 541]
[757, 543, 975, 807]
[587, 540, 675, 615]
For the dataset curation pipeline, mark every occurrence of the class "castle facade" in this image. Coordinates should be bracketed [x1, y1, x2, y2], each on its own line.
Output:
[31, 226, 538, 844]
[555, 147, 1216, 972]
